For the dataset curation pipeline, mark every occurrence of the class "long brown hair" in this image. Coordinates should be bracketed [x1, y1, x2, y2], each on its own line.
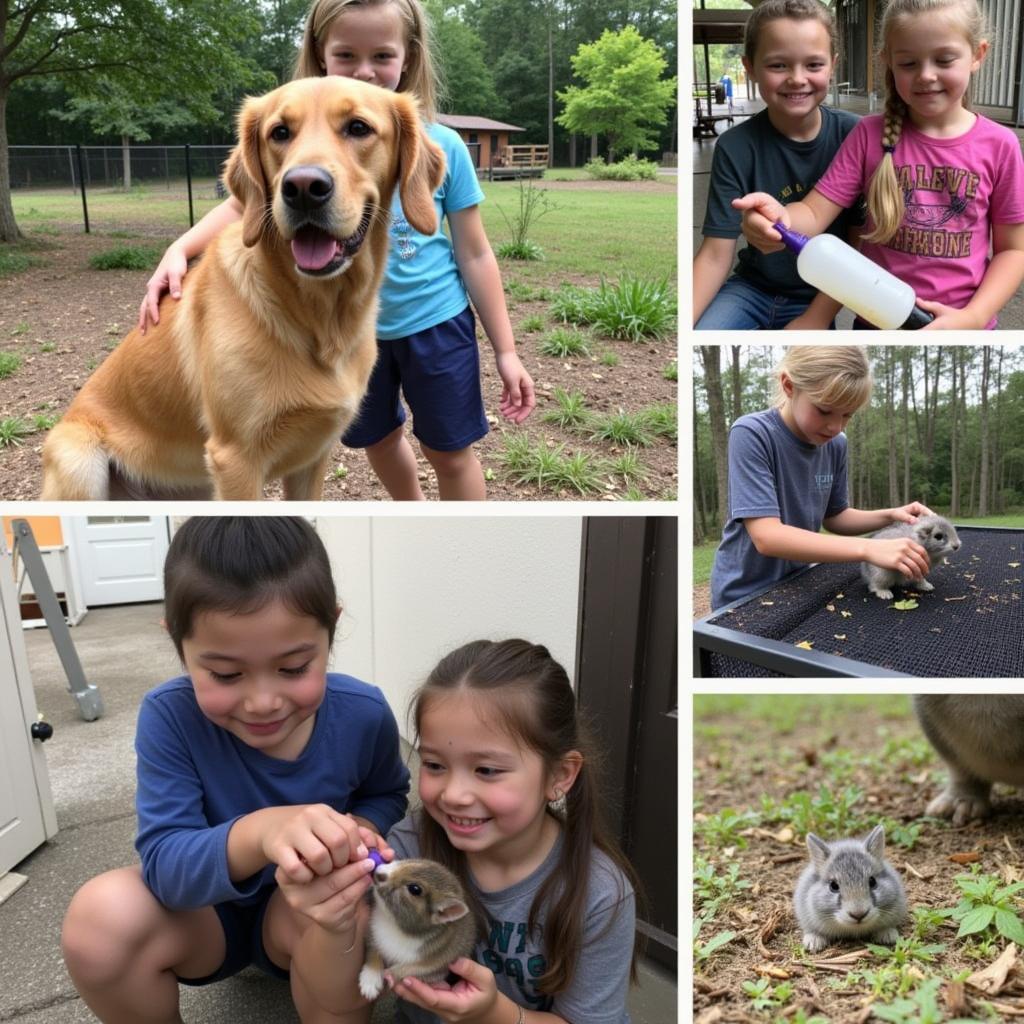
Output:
[411, 639, 642, 994]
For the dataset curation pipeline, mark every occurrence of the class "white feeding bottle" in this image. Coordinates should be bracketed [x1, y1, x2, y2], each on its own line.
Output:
[774, 222, 934, 330]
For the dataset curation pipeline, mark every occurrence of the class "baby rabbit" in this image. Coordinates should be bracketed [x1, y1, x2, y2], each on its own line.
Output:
[358, 858, 477, 1001]
[914, 695, 1024, 825]
[861, 514, 961, 600]
[794, 825, 907, 953]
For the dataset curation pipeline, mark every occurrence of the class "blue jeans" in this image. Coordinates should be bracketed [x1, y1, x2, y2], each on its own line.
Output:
[696, 275, 834, 330]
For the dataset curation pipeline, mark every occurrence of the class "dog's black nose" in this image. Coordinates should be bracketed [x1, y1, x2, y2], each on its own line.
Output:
[282, 166, 334, 211]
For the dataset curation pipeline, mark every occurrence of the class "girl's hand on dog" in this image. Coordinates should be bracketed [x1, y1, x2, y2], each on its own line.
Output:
[495, 351, 536, 424]
[390, 957, 498, 1022]
[138, 244, 189, 334]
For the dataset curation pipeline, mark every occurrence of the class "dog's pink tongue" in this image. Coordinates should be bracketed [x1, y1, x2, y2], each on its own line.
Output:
[291, 227, 340, 271]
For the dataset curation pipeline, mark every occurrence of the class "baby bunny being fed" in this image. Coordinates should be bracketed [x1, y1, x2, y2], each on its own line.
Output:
[794, 825, 908, 953]
[358, 858, 477, 1001]
[861, 515, 961, 600]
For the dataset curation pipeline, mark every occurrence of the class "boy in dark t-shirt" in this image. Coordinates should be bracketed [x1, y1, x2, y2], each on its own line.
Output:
[693, 0, 861, 330]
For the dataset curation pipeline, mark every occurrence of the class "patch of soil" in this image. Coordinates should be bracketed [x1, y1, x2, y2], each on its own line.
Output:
[695, 582, 711, 619]
[0, 230, 676, 501]
[694, 698, 1024, 1022]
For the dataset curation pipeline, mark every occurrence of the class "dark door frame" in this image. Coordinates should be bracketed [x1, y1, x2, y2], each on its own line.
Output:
[575, 516, 678, 971]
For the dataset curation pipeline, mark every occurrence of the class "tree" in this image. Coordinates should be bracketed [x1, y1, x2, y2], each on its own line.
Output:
[0, 0, 267, 242]
[428, 7, 503, 115]
[556, 25, 675, 161]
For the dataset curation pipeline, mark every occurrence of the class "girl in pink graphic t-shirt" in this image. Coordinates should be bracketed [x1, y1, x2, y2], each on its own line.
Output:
[735, 0, 1024, 330]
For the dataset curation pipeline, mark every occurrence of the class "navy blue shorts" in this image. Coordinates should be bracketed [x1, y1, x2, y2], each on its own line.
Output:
[342, 305, 489, 453]
[176, 888, 289, 986]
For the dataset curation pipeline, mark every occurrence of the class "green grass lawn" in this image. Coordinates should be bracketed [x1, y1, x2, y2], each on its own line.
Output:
[11, 176, 677, 284]
[693, 512, 1024, 585]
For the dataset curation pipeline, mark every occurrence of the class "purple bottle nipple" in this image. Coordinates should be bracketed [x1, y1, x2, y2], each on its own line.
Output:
[367, 849, 385, 869]
[773, 221, 809, 254]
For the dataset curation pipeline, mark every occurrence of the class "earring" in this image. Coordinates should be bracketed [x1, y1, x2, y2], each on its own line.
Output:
[548, 788, 566, 813]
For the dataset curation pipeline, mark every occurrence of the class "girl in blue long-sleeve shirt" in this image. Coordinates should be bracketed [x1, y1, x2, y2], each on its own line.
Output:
[62, 517, 408, 1023]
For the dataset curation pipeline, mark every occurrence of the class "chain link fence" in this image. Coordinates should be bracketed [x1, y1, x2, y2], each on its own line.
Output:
[9, 144, 234, 231]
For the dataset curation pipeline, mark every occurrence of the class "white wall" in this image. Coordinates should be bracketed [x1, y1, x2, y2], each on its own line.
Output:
[317, 516, 583, 739]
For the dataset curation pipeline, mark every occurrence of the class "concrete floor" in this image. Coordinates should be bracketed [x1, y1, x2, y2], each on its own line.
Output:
[1, 603, 678, 1023]
[690, 95, 1024, 331]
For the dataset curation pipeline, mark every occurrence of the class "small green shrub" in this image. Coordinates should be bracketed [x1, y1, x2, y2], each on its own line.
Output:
[0, 417, 31, 447]
[591, 410, 655, 448]
[550, 285, 598, 325]
[89, 246, 160, 271]
[496, 240, 544, 261]
[584, 156, 659, 181]
[0, 248, 40, 276]
[0, 352, 22, 379]
[542, 388, 590, 430]
[588, 275, 676, 341]
[520, 314, 546, 333]
[538, 327, 589, 358]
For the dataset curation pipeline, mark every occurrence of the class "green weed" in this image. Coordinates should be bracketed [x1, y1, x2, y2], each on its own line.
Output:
[30, 413, 58, 432]
[0, 352, 22, 378]
[89, 245, 160, 271]
[583, 156, 659, 181]
[587, 275, 676, 341]
[694, 806, 761, 849]
[0, 417, 31, 447]
[554, 450, 603, 495]
[39, 342, 56, 353]
[607, 448, 649, 484]
[0, 248, 39, 276]
[520, 314, 546, 333]
[639, 403, 678, 442]
[694, 856, 752, 919]
[662, 360, 678, 381]
[590, 410, 655, 448]
[758, 785, 868, 837]
[869, 977, 982, 1024]
[550, 285, 597, 325]
[538, 327, 590, 358]
[599, 350, 620, 367]
[741, 977, 795, 1013]
[949, 867, 1024, 944]
[692, 917, 736, 966]
[541, 388, 590, 430]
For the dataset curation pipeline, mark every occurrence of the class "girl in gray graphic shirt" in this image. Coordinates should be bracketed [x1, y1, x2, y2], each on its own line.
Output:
[383, 639, 641, 1024]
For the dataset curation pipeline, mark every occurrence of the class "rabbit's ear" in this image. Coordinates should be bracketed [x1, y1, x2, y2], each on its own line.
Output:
[807, 833, 830, 872]
[864, 825, 886, 858]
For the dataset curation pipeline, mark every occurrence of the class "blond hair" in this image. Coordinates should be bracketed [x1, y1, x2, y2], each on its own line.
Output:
[772, 346, 873, 410]
[293, 0, 443, 120]
[863, 0, 987, 244]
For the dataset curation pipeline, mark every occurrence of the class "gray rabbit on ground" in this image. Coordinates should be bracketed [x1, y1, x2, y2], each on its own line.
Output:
[914, 695, 1024, 825]
[793, 825, 908, 953]
[861, 515, 961, 600]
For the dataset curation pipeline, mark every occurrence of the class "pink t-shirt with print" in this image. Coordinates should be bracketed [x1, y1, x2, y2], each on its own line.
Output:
[814, 113, 1024, 327]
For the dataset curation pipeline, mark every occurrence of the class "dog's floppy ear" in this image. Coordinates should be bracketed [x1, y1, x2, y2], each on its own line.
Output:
[224, 94, 272, 248]
[392, 93, 446, 237]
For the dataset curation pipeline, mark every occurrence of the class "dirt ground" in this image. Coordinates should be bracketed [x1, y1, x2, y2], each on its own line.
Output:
[694, 696, 1024, 1023]
[0, 193, 676, 501]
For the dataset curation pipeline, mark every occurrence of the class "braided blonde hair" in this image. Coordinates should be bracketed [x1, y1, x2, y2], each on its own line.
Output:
[863, 0, 987, 244]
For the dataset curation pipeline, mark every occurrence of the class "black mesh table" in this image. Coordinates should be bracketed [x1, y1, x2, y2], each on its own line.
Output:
[694, 527, 1024, 678]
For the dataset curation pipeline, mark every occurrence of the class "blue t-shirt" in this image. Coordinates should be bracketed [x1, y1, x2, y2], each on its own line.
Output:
[134, 673, 410, 910]
[710, 407, 850, 610]
[378, 122, 485, 340]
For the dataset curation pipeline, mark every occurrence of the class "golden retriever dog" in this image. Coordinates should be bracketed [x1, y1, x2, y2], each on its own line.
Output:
[41, 76, 445, 500]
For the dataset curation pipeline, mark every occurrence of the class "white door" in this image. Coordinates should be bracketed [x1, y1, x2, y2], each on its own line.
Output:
[0, 539, 57, 874]
[67, 516, 169, 607]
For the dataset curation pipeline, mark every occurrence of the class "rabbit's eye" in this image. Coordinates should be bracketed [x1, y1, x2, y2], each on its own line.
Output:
[828, 880, 840, 893]
[407, 883, 423, 896]
[935, 532, 944, 542]
[868, 876, 877, 889]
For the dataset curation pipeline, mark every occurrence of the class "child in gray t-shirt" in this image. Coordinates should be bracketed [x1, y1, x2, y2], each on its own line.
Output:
[379, 639, 640, 1024]
[710, 347, 935, 610]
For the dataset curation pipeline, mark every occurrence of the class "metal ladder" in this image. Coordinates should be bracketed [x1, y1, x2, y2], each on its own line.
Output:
[9, 519, 104, 722]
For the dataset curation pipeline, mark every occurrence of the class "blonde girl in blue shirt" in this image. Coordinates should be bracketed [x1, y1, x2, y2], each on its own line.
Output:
[140, 0, 535, 501]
